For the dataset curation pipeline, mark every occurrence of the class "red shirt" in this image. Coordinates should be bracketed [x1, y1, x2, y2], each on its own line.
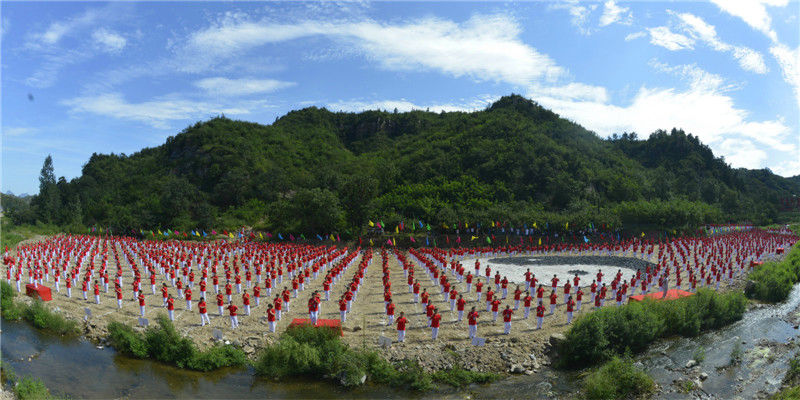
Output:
[339, 299, 347, 311]
[431, 313, 442, 328]
[267, 308, 276, 321]
[502, 308, 513, 322]
[396, 316, 407, 331]
[198, 301, 207, 314]
[491, 299, 501, 312]
[386, 303, 395, 316]
[468, 311, 478, 325]
[228, 304, 238, 316]
[457, 298, 467, 311]
[549, 293, 557, 305]
[167, 298, 175, 310]
[138, 294, 145, 306]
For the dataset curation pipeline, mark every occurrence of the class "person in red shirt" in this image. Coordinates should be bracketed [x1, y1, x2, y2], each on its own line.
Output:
[308, 292, 320, 324]
[576, 287, 584, 311]
[283, 287, 292, 312]
[132, 290, 144, 317]
[228, 303, 239, 329]
[550, 274, 559, 291]
[549, 290, 558, 315]
[502, 305, 513, 334]
[430, 308, 442, 340]
[523, 293, 533, 319]
[513, 286, 522, 310]
[563, 281, 572, 304]
[456, 294, 467, 321]
[536, 285, 545, 305]
[161, 283, 169, 307]
[185, 287, 193, 311]
[339, 295, 348, 323]
[594, 290, 602, 309]
[467, 307, 479, 338]
[199, 297, 210, 326]
[465, 272, 473, 293]
[65, 273, 72, 298]
[82, 279, 88, 300]
[216, 293, 225, 316]
[491, 296, 501, 322]
[94, 280, 100, 304]
[396, 311, 408, 342]
[485, 288, 495, 312]
[386, 298, 395, 325]
[167, 295, 175, 321]
[242, 290, 251, 316]
[115, 285, 123, 309]
[267, 304, 277, 332]
[253, 285, 261, 307]
[566, 295, 575, 324]
[536, 302, 545, 329]
[426, 302, 435, 326]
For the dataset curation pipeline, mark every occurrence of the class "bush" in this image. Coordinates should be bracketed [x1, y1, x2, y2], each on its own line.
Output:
[14, 376, 53, 400]
[1, 281, 21, 320]
[255, 325, 451, 390]
[772, 386, 800, 400]
[106, 314, 246, 372]
[583, 357, 655, 400]
[747, 243, 800, 303]
[22, 300, 78, 336]
[559, 289, 746, 368]
[431, 367, 499, 388]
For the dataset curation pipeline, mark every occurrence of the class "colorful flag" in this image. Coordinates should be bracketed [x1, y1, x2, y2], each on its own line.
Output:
[369, 220, 375, 227]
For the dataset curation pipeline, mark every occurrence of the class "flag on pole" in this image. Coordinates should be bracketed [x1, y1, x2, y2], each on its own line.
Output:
[410, 236, 416, 243]
[369, 220, 375, 227]
[369, 238, 374, 246]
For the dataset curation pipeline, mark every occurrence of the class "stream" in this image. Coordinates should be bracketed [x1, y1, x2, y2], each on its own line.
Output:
[4, 285, 799, 399]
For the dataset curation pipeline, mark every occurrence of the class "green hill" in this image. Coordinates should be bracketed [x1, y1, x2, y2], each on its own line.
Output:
[14, 94, 800, 234]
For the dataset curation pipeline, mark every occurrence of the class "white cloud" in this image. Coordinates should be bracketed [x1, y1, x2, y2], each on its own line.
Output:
[771, 159, 800, 177]
[625, 31, 646, 41]
[2, 127, 37, 137]
[718, 138, 768, 169]
[92, 28, 126, 53]
[28, 8, 102, 48]
[531, 82, 609, 103]
[184, 15, 564, 85]
[24, 49, 91, 88]
[709, 0, 788, 42]
[328, 96, 496, 114]
[770, 43, 800, 109]
[550, 1, 599, 34]
[672, 12, 767, 74]
[61, 93, 262, 129]
[194, 77, 295, 97]
[599, 0, 632, 27]
[528, 63, 794, 170]
[647, 26, 694, 51]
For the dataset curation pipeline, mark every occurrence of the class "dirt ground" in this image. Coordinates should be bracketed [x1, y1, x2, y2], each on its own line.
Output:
[5, 237, 759, 374]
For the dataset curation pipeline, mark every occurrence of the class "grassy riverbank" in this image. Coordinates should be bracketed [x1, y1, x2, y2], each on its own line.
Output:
[254, 324, 499, 390]
[558, 288, 746, 368]
[1, 362, 62, 400]
[746, 243, 800, 303]
[0, 281, 78, 336]
[583, 357, 655, 400]
[106, 315, 248, 372]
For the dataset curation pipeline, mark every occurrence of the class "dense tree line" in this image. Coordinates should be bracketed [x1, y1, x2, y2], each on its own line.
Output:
[7, 94, 799, 235]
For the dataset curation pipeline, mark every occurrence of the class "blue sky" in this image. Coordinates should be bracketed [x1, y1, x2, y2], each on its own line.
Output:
[2, 1, 799, 195]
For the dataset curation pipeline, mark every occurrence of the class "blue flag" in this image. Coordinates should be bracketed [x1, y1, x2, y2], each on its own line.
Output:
[426, 236, 429, 246]
[278, 233, 283, 240]
[316, 234, 323, 241]
[202, 230, 207, 237]
[584, 235, 589, 243]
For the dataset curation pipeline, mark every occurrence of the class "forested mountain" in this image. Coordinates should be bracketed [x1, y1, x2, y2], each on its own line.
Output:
[13, 95, 800, 235]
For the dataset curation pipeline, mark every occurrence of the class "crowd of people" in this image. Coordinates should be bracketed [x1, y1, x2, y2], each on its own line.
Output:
[2, 229, 796, 344]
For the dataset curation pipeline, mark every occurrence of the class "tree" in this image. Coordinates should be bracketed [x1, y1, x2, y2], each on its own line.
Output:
[31, 155, 60, 223]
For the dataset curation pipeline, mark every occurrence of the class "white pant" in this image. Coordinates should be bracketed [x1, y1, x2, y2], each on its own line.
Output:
[504, 322, 511, 334]
[245, 305, 250, 316]
[567, 311, 573, 324]
[95, 295, 100, 304]
[168, 310, 174, 321]
[186, 300, 192, 311]
[200, 312, 210, 326]
[469, 324, 477, 338]
[140, 306, 145, 317]
[269, 321, 276, 332]
[340, 310, 346, 323]
[230, 315, 239, 328]
[458, 310, 464, 321]
[537, 316, 543, 329]
[431, 327, 439, 340]
[398, 329, 405, 342]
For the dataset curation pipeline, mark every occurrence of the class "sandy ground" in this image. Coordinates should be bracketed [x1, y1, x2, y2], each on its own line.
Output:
[5, 237, 758, 374]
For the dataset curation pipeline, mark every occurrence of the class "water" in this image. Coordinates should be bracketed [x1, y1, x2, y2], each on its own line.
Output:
[4, 284, 799, 399]
[1, 321, 416, 399]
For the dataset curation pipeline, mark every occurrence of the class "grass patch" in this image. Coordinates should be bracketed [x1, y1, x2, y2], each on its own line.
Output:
[746, 243, 800, 303]
[1, 281, 78, 336]
[0, 218, 62, 250]
[558, 289, 746, 368]
[730, 342, 743, 366]
[693, 347, 706, 364]
[771, 386, 800, 400]
[254, 324, 493, 390]
[583, 357, 655, 400]
[2, 362, 60, 400]
[106, 314, 247, 372]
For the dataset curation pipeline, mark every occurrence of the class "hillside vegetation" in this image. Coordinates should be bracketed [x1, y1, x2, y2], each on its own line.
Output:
[6, 95, 799, 235]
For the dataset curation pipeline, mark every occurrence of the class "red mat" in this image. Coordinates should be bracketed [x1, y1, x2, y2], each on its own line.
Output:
[288, 318, 343, 336]
[629, 289, 693, 302]
[25, 284, 52, 301]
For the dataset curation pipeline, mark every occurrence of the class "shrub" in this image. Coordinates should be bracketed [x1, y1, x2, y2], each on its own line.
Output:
[747, 243, 800, 303]
[1, 281, 21, 320]
[559, 289, 746, 369]
[106, 314, 246, 372]
[14, 376, 53, 400]
[583, 357, 655, 400]
[431, 367, 499, 388]
[22, 300, 79, 336]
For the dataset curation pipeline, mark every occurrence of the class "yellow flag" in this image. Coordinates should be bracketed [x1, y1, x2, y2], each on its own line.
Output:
[330, 234, 335, 241]
[99, 227, 103, 233]
[471, 236, 478, 241]
[395, 225, 399, 234]
[565, 222, 569, 229]
[229, 232, 234, 238]
[369, 239, 374, 246]
[466, 222, 469, 228]
[641, 232, 645, 237]
[259, 232, 263, 239]
[491, 221, 495, 227]
[157, 229, 162, 235]
[369, 220, 375, 227]
[533, 222, 537, 228]
[392, 238, 396, 246]
[443, 223, 449, 229]
[538, 237, 542, 245]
